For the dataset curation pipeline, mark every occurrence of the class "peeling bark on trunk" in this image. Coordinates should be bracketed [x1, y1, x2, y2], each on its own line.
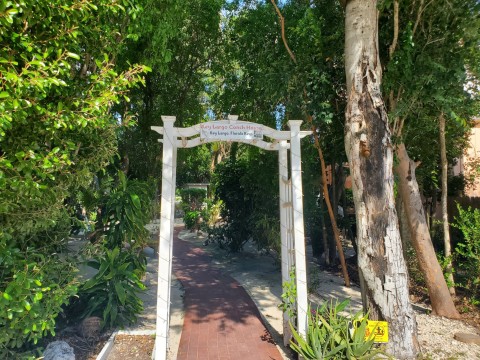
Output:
[396, 144, 461, 319]
[345, 1, 418, 358]
[439, 113, 456, 296]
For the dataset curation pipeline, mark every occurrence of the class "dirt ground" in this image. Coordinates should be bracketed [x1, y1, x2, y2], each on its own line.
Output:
[107, 335, 154, 360]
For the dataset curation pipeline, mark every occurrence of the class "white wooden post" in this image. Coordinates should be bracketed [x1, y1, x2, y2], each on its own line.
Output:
[286, 178, 295, 270]
[279, 141, 289, 285]
[278, 141, 293, 346]
[155, 116, 177, 360]
[288, 120, 308, 339]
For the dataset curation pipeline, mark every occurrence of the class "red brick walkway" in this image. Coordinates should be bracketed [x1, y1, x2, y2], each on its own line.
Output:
[172, 228, 283, 360]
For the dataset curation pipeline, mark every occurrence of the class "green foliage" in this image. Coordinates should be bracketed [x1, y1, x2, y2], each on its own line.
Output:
[290, 300, 380, 360]
[210, 155, 253, 251]
[216, 1, 345, 129]
[381, 0, 479, 198]
[452, 204, 480, 301]
[303, 180, 327, 258]
[281, 274, 379, 359]
[118, 0, 224, 181]
[103, 171, 155, 249]
[210, 148, 280, 252]
[78, 247, 146, 329]
[202, 199, 223, 228]
[447, 174, 466, 196]
[209, 148, 280, 252]
[0, 1, 150, 354]
[176, 145, 212, 185]
[210, 1, 347, 260]
[404, 246, 427, 292]
[180, 188, 208, 211]
[180, 188, 213, 232]
[184, 210, 202, 231]
[279, 267, 297, 320]
[436, 253, 455, 289]
[308, 265, 322, 294]
[0, 240, 77, 355]
[0, 0, 149, 241]
[253, 214, 281, 254]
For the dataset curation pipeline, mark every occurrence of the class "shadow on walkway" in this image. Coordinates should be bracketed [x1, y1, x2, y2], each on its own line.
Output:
[173, 227, 283, 360]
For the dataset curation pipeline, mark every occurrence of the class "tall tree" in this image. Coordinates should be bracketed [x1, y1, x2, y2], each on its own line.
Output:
[270, 0, 350, 285]
[215, 1, 352, 268]
[118, 0, 224, 181]
[382, 0, 479, 317]
[343, 0, 418, 358]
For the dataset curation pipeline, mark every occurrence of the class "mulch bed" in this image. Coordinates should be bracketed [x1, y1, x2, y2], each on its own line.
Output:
[107, 335, 155, 360]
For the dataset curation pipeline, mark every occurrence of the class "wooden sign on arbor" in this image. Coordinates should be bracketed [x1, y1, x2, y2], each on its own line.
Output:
[151, 115, 311, 360]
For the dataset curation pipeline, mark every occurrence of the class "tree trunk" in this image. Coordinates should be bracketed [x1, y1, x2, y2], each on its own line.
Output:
[395, 192, 411, 259]
[332, 162, 337, 217]
[396, 143, 461, 319]
[429, 187, 437, 234]
[439, 113, 456, 295]
[344, 1, 418, 358]
[328, 163, 340, 265]
[318, 192, 330, 265]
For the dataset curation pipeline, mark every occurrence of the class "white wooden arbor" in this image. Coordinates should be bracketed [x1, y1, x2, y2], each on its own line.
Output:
[151, 115, 311, 360]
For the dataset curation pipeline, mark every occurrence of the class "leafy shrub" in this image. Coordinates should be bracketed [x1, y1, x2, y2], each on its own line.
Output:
[202, 199, 223, 228]
[404, 245, 427, 291]
[207, 220, 253, 252]
[290, 299, 380, 360]
[103, 171, 154, 249]
[210, 148, 280, 252]
[447, 174, 465, 196]
[0, 240, 77, 356]
[253, 214, 280, 253]
[184, 210, 202, 231]
[452, 204, 480, 300]
[437, 253, 455, 288]
[210, 158, 253, 251]
[78, 247, 146, 329]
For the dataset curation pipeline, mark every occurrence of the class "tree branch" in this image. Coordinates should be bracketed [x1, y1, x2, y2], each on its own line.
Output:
[270, 0, 297, 64]
[413, 0, 425, 36]
[389, 0, 399, 58]
[269, 1, 350, 286]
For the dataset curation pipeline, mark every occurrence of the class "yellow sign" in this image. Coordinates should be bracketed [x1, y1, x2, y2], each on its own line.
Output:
[365, 321, 388, 343]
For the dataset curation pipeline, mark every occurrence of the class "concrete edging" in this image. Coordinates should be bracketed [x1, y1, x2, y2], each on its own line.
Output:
[95, 332, 116, 360]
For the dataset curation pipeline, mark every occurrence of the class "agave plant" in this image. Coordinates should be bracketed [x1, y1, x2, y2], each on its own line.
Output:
[290, 299, 381, 360]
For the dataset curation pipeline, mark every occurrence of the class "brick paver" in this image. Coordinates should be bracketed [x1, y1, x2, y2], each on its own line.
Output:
[173, 228, 283, 360]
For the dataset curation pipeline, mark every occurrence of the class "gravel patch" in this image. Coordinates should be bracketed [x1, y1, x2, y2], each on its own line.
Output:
[416, 313, 480, 359]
